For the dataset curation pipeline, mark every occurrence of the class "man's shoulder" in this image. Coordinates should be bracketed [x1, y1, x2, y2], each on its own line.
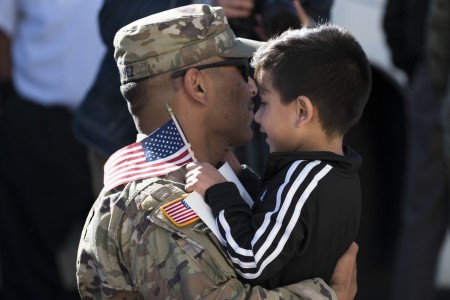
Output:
[76, 176, 188, 298]
[78, 176, 182, 254]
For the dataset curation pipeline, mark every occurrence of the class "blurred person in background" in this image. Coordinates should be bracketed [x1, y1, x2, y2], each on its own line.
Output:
[0, 0, 105, 299]
[427, 0, 450, 172]
[425, 0, 450, 295]
[383, 0, 450, 299]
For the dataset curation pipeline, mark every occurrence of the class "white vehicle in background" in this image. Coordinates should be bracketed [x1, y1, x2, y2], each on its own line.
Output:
[332, 0, 406, 85]
[331, 0, 450, 298]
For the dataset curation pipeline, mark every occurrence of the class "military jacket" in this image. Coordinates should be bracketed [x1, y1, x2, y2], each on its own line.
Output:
[76, 168, 338, 299]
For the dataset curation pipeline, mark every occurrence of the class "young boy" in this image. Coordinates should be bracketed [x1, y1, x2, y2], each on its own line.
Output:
[185, 23, 371, 289]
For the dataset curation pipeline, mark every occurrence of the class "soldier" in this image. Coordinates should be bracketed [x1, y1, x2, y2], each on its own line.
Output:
[76, 4, 358, 299]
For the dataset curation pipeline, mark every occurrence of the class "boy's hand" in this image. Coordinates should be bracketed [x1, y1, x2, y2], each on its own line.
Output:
[185, 162, 227, 196]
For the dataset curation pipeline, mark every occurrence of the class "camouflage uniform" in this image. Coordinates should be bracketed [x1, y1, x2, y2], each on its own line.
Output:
[76, 5, 339, 299]
[77, 168, 337, 299]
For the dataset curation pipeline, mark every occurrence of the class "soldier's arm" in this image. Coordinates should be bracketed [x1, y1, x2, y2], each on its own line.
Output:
[329, 242, 358, 300]
[114, 183, 357, 300]
[129, 227, 357, 300]
[248, 242, 358, 300]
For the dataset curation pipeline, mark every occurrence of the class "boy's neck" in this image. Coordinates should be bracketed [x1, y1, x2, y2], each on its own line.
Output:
[299, 135, 344, 156]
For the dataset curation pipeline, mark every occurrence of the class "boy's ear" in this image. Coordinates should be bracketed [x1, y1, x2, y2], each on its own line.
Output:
[295, 95, 314, 127]
[182, 68, 208, 105]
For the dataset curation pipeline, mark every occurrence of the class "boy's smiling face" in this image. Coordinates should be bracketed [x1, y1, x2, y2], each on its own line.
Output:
[254, 70, 302, 153]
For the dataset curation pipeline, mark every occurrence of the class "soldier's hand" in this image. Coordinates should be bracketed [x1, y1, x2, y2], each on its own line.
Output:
[330, 242, 359, 300]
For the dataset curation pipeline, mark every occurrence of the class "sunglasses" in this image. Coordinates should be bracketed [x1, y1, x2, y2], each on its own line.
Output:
[171, 58, 250, 82]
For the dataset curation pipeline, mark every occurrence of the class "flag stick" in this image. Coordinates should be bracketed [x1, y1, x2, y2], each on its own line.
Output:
[165, 103, 197, 162]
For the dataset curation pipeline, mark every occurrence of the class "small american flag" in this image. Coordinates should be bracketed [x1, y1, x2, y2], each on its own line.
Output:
[103, 119, 194, 191]
[160, 196, 199, 226]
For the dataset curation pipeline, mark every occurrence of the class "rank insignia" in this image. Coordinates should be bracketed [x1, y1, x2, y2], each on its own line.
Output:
[160, 195, 200, 226]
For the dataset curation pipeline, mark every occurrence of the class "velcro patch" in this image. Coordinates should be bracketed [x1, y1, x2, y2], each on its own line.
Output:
[160, 195, 199, 227]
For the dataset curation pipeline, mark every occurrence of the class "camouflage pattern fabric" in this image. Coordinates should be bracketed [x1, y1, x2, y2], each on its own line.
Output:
[76, 167, 337, 299]
[113, 4, 263, 83]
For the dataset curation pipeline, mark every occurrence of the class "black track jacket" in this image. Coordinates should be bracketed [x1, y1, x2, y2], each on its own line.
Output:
[205, 146, 361, 288]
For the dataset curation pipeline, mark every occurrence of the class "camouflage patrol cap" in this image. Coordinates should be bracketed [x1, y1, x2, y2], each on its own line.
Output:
[113, 4, 264, 84]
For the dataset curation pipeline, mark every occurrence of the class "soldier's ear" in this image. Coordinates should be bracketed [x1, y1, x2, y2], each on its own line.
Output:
[182, 68, 208, 105]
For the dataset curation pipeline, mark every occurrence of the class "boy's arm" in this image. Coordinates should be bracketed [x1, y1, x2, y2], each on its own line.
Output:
[237, 164, 261, 197]
[205, 181, 276, 285]
[223, 147, 261, 197]
[205, 160, 332, 286]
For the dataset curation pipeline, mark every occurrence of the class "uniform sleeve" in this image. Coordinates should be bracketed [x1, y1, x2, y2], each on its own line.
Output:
[77, 192, 142, 299]
[128, 212, 337, 300]
[205, 160, 332, 286]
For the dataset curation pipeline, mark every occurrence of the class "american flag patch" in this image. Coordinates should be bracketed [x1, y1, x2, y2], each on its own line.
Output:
[160, 195, 199, 226]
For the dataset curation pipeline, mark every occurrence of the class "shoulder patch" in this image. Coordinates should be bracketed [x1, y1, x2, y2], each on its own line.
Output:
[160, 195, 200, 227]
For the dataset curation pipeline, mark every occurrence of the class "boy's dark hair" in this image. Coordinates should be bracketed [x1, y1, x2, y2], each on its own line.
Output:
[251, 23, 372, 137]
